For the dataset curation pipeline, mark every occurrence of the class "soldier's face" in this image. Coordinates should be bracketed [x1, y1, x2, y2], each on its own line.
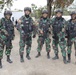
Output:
[71, 14, 76, 20]
[5, 15, 11, 19]
[42, 13, 48, 18]
[25, 10, 30, 15]
[56, 12, 62, 17]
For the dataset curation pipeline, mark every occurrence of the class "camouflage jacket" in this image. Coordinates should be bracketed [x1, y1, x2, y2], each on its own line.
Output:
[51, 17, 66, 35]
[38, 17, 51, 37]
[66, 19, 76, 39]
[0, 18, 15, 40]
[17, 15, 36, 36]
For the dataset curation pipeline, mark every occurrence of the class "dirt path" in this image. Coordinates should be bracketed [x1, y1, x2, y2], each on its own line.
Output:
[0, 29, 76, 75]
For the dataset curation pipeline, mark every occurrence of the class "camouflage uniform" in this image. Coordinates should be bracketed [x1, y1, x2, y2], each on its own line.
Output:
[66, 19, 76, 63]
[36, 17, 51, 59]
[17, 15, 36, 61]
[0, 18, 14, 56]
[0, 20, 8, 68]
[0, 10, 15, 64]
[0, 29, 7, 59]
[51, 16, 67, 63]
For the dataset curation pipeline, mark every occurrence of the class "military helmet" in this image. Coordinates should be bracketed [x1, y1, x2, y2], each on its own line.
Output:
[70, 11, 76, 16]
[4, 10, 12, 16]
[24, 7, 31, 12]
[42, 9, 48, 14]
[55, 9, 63, 14]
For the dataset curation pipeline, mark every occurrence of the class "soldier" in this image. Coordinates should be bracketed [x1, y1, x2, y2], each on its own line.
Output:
[17, 7, 36, 62]
[51, 9, 67, 64]
[0, 29, 8, 68]
[0, 10, 15, 63]
[35, 9, 51, 59]
[66, 11, 76, 63]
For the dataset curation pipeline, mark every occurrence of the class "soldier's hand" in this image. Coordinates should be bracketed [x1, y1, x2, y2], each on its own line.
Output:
[40, 30, 43, 34]
[12, 34, 15, 40]
[62, 28, 65, 32]
[18, 20, 22, 24]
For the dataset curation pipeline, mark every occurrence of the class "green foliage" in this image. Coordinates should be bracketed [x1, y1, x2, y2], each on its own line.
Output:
[0, 1, 3, 4]
[31, 4, 47, 19]
[0, 0, 13, 10]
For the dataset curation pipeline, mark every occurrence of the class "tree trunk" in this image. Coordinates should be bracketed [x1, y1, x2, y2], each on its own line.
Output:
[47, 0, 53, 18]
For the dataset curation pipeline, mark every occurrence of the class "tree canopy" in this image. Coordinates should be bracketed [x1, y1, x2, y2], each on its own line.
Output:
[47, 0, 74, 17]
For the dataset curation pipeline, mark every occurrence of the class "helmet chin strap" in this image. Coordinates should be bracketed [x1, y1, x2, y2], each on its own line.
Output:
[56, 16, 62, 20]
[25, 14, 29, 18]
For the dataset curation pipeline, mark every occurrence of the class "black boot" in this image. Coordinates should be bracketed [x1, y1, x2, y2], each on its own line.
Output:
[0, 59, 2, 69]
[63, 56, 67, 64]
[47, 52, 50, 59]
[35, 52, 41, 58]
[52, 54, 59, 60]
[7, 56, 13, 63]
[67, 54, 71, 63]
[20, 55, 24, 62]
[26, 53, 31, 60]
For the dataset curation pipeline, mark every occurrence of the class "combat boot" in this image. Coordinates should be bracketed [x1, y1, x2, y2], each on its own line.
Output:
[67, 54, 71, 63]
[47, 52, 50, 59]
[0, 59, 2, 69]
[7, 55, 13, 63]
[26, 53, 31, 60]
[35, 52, 41, 58]
[63, 56, 67, 64]
[52, 54, 59, 60]
[20, 55, 24, 62]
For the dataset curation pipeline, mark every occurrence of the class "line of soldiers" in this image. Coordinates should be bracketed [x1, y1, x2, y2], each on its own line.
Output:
[0, 7, 76, 69]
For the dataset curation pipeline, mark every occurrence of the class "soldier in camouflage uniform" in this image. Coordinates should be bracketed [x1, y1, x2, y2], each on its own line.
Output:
[66, 11, 76, 63]
[0, 28, 8, 68]
[17, 7, 36, 62]
[51, 9, 67, 64]
[35, 10, 51, 59]
[0, 10, 15, 63]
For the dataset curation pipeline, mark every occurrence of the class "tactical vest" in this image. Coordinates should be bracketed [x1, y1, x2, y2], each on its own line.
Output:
[67, 20, 76, 38]
[1, 18, 14, 39]
[52, 17, 64, 34]
[22, 16, 33, 34]
[39, 18, 50, 33]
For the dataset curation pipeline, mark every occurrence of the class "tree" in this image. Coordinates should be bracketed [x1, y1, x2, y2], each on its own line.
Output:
[0, 0, 16, 10]
[47, 0, 53, 17]
[31, 3, 47, 19]
[31, 4, 37, 18]
[47, 0, 74, 17]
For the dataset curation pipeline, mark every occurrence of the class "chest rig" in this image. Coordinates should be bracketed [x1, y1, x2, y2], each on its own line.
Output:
[40, 18, 50, 33]
[2, 18, 14, 35]
[52, 17, 64, 34]
[22, 16, 33, 34]
[67, 20, 76, 38]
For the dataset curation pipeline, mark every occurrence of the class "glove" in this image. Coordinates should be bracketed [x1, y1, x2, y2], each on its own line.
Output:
[33, 35, 36, 38]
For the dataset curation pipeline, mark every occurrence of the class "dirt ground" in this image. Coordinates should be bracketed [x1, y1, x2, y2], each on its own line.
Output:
[0, 29, 76, 75]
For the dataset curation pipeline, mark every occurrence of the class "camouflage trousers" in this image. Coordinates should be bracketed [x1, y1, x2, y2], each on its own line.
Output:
[0, 40, 12, 59]
[67, 38, 76, 54]
[37, 36, 51, 52]
[0, 43, 4, 59]
[19, 34, 32, 55]
[52, 39, 66, 57]
[5, 40, 13, 56]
